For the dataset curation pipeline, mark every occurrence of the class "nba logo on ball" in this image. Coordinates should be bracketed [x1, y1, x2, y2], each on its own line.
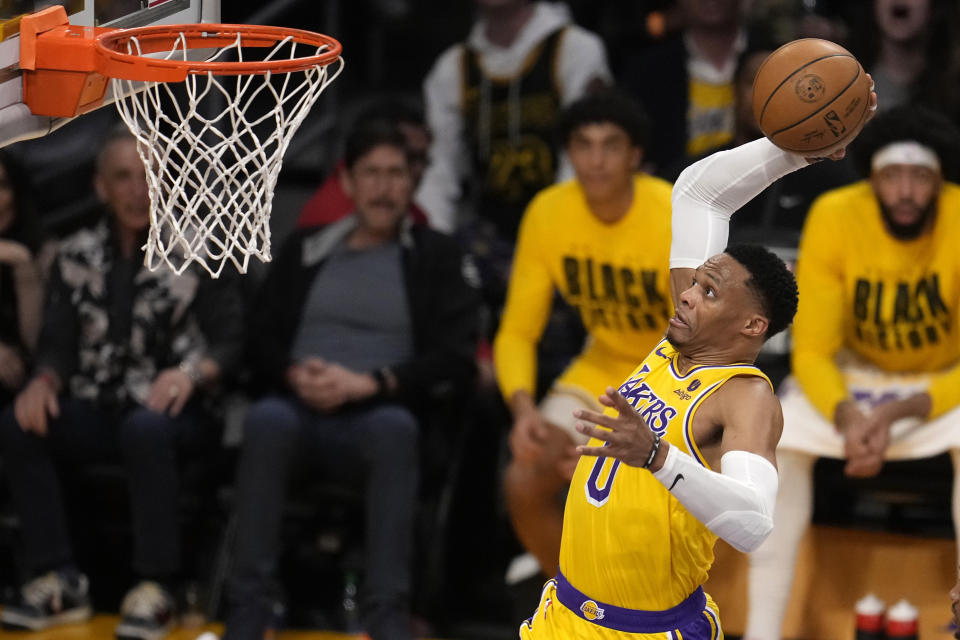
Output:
[795, 74, 825, 102]
[580, 600, 605, 621]
[823, 110, 846, 137]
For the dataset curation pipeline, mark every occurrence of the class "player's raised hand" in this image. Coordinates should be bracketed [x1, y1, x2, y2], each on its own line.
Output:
[574, 386, 662, 468]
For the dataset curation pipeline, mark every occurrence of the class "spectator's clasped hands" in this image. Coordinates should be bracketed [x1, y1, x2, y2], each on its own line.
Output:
[146, 367, 195, 417]
[288, 358, 377, 412]
[836, 399, 889, 478]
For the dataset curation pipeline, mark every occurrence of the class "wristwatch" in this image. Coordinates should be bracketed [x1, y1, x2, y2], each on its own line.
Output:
[371, 367, 391, 398]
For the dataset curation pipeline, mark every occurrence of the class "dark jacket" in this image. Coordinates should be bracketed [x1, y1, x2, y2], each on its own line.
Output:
[248, 215, 481, 408]
[620, 34, 689, 172]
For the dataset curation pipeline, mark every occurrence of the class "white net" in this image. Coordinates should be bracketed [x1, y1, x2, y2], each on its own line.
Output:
[111, 31, 344, 277]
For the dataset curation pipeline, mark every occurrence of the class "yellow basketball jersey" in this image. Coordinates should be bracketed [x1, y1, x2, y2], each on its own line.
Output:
[559, 338, 771, 611]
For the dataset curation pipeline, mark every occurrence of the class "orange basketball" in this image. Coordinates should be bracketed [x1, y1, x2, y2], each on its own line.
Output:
[752, 38, 871, 156]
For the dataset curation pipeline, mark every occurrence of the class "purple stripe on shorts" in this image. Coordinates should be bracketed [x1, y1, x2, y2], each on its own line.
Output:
[554, 572, 706, 633]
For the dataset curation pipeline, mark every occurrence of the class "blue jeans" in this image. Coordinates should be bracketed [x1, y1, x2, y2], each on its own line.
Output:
[224, 395, 419, 640]
[0, 397, 210, 580]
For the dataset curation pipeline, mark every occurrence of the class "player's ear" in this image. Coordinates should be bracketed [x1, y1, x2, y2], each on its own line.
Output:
[742, 313, 768, 339]
[631, 145, 643, 170]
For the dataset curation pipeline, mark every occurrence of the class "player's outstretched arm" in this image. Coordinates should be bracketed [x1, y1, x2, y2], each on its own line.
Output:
[669, 83, 877, 300]
[575, 379, 782, 553]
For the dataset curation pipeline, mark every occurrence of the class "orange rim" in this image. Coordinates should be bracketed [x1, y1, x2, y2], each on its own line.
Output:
[95, 23, 342, 80]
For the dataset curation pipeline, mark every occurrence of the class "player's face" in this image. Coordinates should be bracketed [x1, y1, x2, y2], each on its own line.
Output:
[667, 254, 765, 349]
[0, 164, 15, 236]
[871, 163, 941, 239]
[95, 137, 150, 233]
[567, 123, 640, 204]
[346, 144, 413, 235]
[875, 0, 931, 43]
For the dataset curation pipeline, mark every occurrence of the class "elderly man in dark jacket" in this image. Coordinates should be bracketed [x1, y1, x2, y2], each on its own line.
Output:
[221, 118, 481, 640]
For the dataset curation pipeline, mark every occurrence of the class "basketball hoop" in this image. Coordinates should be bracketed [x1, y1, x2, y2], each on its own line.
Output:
[19, 7, 344, 277]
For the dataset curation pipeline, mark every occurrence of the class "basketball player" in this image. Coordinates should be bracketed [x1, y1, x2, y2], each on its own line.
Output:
[517, 88, 877, 639]
[495, 91, 673, 580]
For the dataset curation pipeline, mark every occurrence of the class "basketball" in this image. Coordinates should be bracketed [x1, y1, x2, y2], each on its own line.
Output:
[752, 38, 871, 156]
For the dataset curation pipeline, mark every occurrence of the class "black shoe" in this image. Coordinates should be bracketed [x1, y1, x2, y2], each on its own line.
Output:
[115, 581, 176, 640]
[0, 570, 92, 631]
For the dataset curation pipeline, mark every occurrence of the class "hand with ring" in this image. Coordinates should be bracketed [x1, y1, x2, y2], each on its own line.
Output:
[147, 367, 194, 416]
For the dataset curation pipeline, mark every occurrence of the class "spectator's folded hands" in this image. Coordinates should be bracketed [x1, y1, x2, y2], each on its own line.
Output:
[146, 367, 194, 416]
[290, 359, 377, 412]
[836, 400, 886, 477]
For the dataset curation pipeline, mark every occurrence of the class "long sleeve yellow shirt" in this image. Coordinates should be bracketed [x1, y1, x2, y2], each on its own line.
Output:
[793, 180, 960, 419]
[493, 175, 674, 402]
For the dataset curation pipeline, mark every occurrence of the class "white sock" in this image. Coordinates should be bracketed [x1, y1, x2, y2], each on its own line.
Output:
[744, 450, 816, 640]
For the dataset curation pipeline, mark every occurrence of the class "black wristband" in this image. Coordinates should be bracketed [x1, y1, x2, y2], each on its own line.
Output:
[371, 368, 389, 398]
[641, 433, 662, 469]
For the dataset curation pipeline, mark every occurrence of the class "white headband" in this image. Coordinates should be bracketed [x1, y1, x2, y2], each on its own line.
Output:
[871, 141, 941, 172]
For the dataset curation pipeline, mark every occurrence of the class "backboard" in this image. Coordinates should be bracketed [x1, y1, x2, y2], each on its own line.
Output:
[0, 0, 219, 147]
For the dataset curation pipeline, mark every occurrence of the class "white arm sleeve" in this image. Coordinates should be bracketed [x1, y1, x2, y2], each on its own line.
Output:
[652, 446, 778, 552]
[669, 138, 809, 269]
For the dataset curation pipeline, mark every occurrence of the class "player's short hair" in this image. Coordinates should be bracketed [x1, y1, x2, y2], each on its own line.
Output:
[850, 105, 960, 181]
[724, 244, 798, 339]
[556, 90, 650, 149]
[343, 119, 409, 170]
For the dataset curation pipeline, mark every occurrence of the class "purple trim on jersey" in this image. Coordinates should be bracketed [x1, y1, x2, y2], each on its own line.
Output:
[665, 350, 764, 382]
[554, 572, 706, 633]
[683, 380, 723, 468]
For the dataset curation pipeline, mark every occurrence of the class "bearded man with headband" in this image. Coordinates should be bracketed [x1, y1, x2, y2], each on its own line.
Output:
[745, 105, 960, 640]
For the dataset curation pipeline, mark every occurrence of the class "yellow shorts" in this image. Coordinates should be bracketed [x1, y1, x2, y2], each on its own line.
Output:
[519, 578, 723, 640]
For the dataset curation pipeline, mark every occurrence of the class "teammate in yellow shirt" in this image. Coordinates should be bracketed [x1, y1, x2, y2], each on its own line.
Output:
[518, 83, 877, 639]
[746, 106, 960, 639]
[494, 91, 674, 579]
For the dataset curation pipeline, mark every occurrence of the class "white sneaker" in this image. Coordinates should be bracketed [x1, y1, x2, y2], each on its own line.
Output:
[115, 581, 176, 640]
[505, 552, 542, 585]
